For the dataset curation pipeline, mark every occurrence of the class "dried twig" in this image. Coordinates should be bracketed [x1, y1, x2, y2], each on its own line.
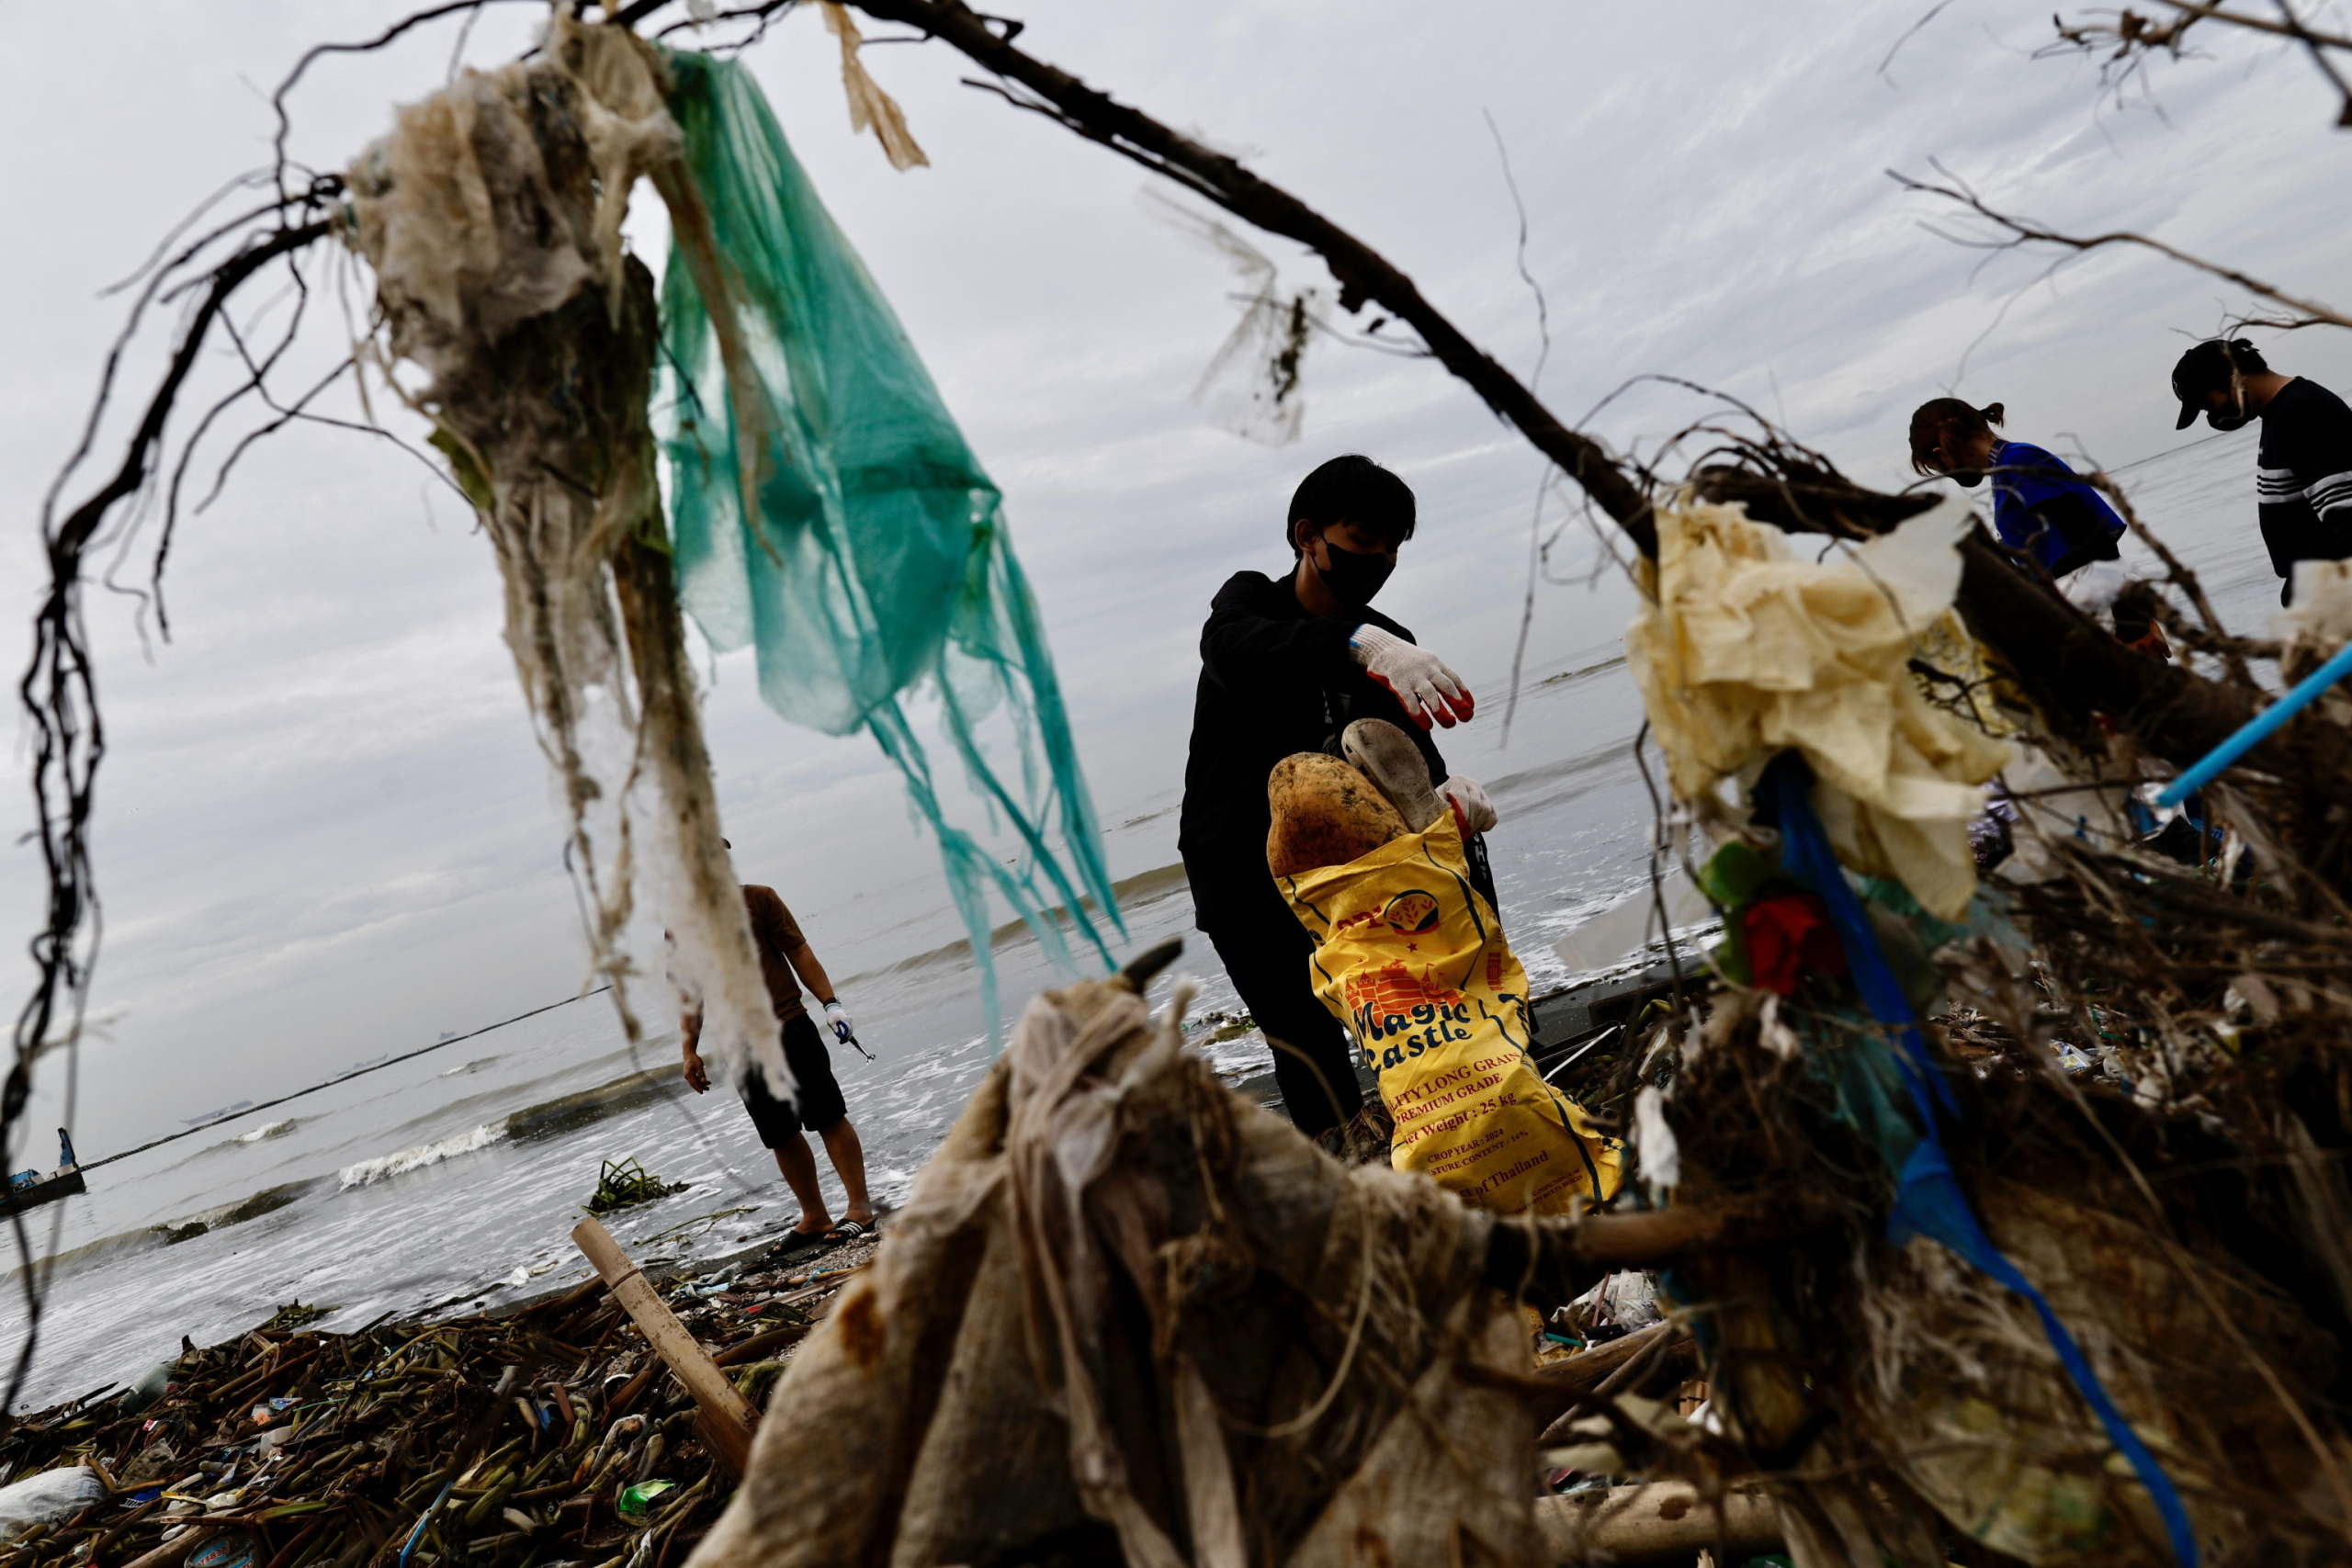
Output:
[13, 217, 336, 1421]
[1890, 164, 2352, 332]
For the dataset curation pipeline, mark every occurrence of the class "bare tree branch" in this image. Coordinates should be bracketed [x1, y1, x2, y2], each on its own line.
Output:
[2154, 0, 2352, 56]
[10, 218, 331, 1421]
[1890, 164, 2352, 330]
[836, 0, 1661, 549]
[2046, 0, 2352, 125]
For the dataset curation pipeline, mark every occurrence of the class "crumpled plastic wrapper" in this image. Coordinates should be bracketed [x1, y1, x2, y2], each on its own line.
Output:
[1626, 495, 2009, 919]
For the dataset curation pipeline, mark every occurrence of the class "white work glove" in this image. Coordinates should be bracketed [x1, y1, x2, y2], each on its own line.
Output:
[1439, 775, 1497, 836]
[822, 999, 854, 1044]
[1348, 625, 1475, 730]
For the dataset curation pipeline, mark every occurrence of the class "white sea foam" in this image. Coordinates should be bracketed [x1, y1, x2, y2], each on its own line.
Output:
[236, 1120, 295, 1144]
[338, 1123, 506, 1190]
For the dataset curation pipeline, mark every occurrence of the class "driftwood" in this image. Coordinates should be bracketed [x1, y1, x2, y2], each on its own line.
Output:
[572, 1216, 759, 1478]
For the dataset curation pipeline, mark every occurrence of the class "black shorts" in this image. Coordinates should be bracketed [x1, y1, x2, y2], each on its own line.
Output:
[734, 1013, 848, 1145]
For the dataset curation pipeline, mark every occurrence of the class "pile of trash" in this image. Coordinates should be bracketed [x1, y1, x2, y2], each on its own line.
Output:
[683, 950, 1829, 1568]
[0, 1238, 877, 1568]
[1593, 492, 2352, 1563]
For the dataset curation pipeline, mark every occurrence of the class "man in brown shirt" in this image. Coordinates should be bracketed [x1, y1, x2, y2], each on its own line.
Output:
[680, 879, 876, 1254]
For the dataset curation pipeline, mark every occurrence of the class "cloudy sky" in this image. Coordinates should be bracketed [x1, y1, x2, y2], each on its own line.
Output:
[5, 0, 2348, 1156]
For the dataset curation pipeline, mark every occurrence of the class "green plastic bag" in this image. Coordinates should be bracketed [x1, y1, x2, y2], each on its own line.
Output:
[655, 51, 1121, 1025]
[617, 1479, 674, 1517]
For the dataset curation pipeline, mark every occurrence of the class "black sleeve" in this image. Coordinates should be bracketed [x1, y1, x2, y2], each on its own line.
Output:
[2285, 394, 2352, 528]
[1199, 573, 1360, 694]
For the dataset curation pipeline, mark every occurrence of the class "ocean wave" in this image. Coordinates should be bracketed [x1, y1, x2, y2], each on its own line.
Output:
[844, 861, 1196, 987]
[7, 1220, 164, 1280]
[338, 1123, 507, 1190]
[439, 1056, 501, 1077]
[503, 1069, 678, 1145]
[193, 1118, 299, 1156]
[156, 1177, 324, 1246]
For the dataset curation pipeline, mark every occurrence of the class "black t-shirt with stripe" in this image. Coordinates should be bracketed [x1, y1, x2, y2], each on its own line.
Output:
[2257, 377, 2352, 587]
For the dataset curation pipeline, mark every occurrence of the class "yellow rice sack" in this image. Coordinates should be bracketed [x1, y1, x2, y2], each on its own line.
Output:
[1278, 810, 1623, 1215]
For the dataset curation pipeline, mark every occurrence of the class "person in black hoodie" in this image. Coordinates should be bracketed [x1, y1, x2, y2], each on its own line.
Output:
[1178, 455, 1493, 1137]
[2170, 337, 2352, 604]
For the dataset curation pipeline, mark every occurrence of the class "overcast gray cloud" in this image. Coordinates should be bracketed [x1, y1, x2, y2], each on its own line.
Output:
[6, 0, 2349, 1155]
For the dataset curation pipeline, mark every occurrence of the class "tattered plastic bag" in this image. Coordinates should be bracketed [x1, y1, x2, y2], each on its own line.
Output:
[1279, 811, 1623, 1215]
[0, 1466, 103, 1542]
[657, 51, 1120, 1027]
[1625, 494, 2008, 919]
[683, 960, 1552, 1568]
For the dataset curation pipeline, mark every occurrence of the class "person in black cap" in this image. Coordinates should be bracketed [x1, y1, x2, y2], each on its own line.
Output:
[2171, 338, 2352, 604]
[1178, 455, 1494, 1140]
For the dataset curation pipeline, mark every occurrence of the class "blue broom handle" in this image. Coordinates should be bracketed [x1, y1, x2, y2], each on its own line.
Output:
[2154, 638, 2352, 809]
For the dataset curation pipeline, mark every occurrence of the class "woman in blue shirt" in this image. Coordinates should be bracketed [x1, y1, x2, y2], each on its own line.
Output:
[1908, 399, 2125, 580]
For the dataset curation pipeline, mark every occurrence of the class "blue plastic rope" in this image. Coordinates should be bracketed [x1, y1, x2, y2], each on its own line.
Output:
[397, 1480, 454, 1568]
[2155, 637, 2352, 808]
[1757, 753, 2199, 1567]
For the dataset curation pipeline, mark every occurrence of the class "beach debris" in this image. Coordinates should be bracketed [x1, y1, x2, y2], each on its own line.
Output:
[815, 2, 928, 170]
[584, 1158, 680, 1215]
[572, 1216, 759, 1478]
[345, 13, 786, 1095]
[618, 1479, 677, 1517]
[1536, 1480, 1783, 1564]
[1263, 751, 1406, 876]
[0, 1463, 103, 1540]
[1143, 187, 1323, 446]
[1625, 492, 2007, 919]
[254, 1303, 332, 1335]
[0, 1229, 882, 1568]
[682, 956, 1825, 1568]
[187, 1529, 255, 1568]
[1583, 471, 2352, 1560]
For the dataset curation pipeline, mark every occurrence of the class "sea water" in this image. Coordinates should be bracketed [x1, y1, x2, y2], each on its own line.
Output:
[3, 431, 2279, 1409]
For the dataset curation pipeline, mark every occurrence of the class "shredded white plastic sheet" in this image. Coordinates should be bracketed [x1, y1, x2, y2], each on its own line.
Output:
[345, 18, 783, 1095]
[818, 2, 929, 170]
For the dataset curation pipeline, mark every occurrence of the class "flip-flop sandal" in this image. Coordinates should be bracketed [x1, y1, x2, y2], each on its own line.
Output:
[763, 1229, 829, 1262]
[821, 1219, 874, 1245]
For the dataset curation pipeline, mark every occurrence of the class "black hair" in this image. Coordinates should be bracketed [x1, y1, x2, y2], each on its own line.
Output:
[1286, 454, 1416, 555]
[1907, 398, 2006, 477]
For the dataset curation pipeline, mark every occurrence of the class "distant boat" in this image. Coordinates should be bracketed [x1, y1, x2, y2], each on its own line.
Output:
[180, 1100, 255, 1128]
[1, 1130, 86, 1217]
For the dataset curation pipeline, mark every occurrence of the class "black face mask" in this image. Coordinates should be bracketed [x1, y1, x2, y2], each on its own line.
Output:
[1311, 537, 1396, 606]
[2207, 404, 2255, 433]
[1949, 469, 1985, 490]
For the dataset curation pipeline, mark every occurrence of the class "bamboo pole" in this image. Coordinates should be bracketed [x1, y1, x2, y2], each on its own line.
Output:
[571, 1217, 758, 1478]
